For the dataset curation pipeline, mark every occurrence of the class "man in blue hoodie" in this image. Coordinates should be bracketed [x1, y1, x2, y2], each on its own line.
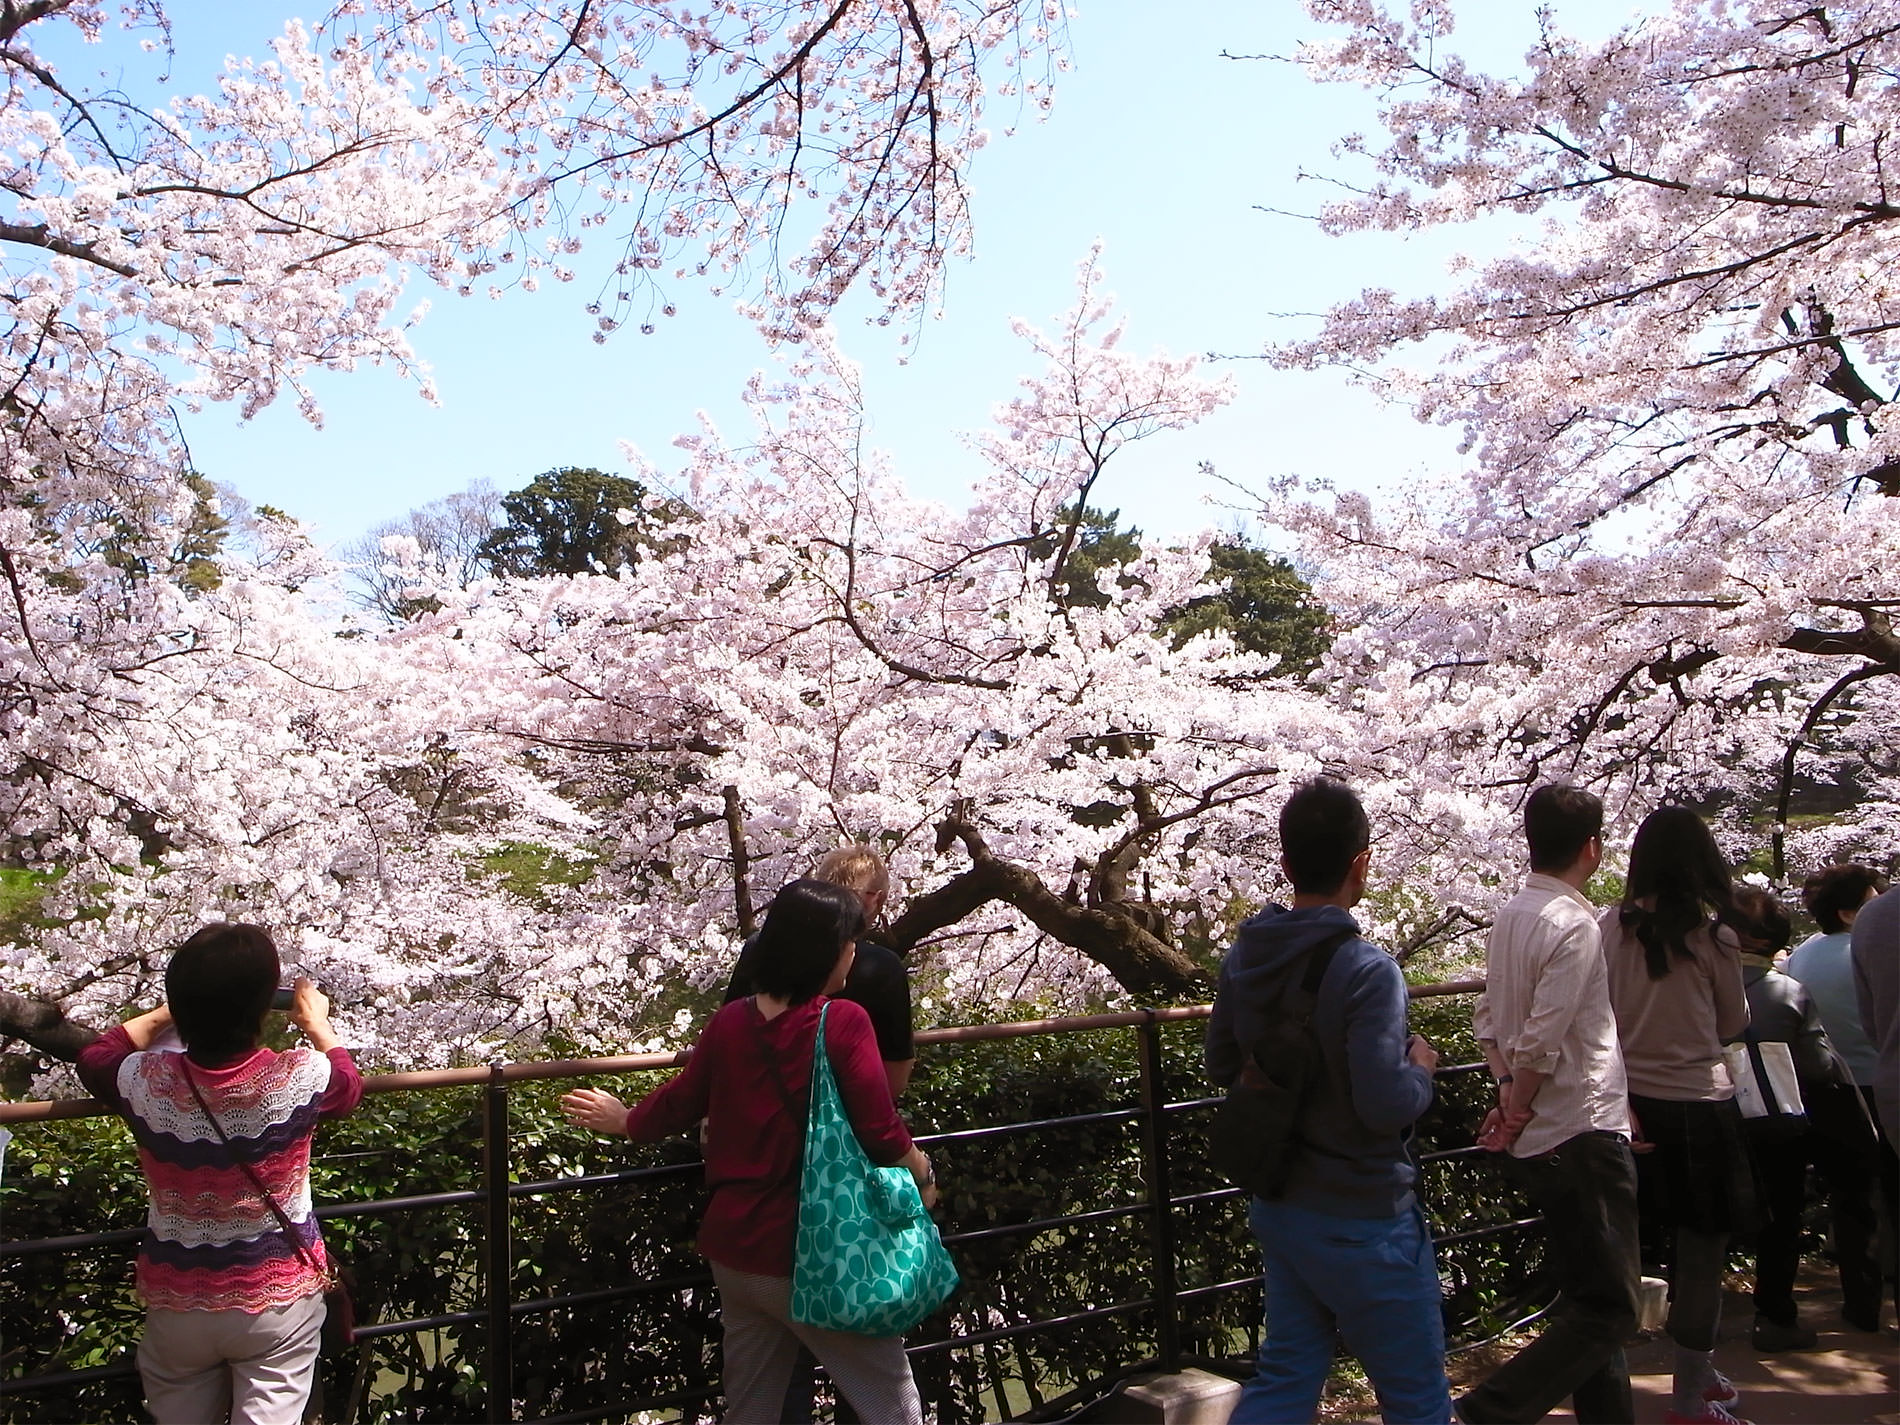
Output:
[1207, 776, 1450, 1425]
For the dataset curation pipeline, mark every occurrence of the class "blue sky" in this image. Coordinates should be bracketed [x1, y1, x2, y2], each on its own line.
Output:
[115, 3, 1638, 547]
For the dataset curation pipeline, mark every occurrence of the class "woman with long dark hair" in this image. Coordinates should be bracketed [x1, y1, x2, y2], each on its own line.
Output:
[563, 878, 937, 1424]
[1600, 808, 1756, 1425]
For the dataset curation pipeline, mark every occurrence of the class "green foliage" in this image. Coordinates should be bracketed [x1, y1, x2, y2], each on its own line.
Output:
[478, 842, 599, 907]
[2, 1011, 1538, 1423]
[87, 472, 231, 591]
[1044, 505, 1145, 610]
[0, 867, 55, 943]
[1162, 541, 1332, 675]
[476, 466, 691, 577]
[1043, 505, 1332, 675]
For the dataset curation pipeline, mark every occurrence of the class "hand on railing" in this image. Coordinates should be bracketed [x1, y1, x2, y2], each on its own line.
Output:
[562, 1088, 631, 1137]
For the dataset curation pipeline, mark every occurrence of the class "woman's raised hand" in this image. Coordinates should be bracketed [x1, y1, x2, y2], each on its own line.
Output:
[290, 977, 341, 1052]
[562, 1088, 631, 1136]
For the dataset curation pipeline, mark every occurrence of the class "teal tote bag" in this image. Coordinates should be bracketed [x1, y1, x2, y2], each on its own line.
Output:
[790, 1004, 959, 1336]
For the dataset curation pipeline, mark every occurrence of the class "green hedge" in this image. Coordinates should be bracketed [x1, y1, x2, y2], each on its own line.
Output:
[2, 1008, 1537, 1423]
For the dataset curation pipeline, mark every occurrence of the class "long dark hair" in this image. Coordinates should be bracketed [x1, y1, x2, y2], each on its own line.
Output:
[1620, 807, 1733, 980]
[748, 879, 865, 1004]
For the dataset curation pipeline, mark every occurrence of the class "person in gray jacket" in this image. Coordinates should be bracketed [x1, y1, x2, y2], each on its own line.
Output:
[1850, 884, 1900, 1333]
[1206, 777, 1450, 1425]
[1852, 887, 1899, 1150]
[1725, 887, 1879, 1347]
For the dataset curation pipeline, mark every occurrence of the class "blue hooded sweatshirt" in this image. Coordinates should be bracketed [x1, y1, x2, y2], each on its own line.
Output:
[1205, 903, 1434, 1218]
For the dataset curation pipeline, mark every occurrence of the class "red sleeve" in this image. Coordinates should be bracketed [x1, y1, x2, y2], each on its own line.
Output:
[623, 1021, 714, 1143]
[824, 999, 913, 1165]
[318, 1047, 364, 1118]
[76, 1025, 135, 1109]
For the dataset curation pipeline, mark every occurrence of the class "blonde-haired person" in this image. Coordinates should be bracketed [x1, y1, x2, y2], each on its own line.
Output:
[721, 848, 916, 1425]
[727, 846, 914, 1097]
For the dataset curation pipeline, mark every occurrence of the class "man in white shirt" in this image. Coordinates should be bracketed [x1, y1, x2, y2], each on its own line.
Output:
[1458, 785, 1642, 1425]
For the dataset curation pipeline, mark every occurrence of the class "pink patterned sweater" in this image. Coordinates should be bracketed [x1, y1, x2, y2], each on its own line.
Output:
[77, 1027, 364, 1312]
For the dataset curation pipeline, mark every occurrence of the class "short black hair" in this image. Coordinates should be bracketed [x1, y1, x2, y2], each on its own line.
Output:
[1802, 864, 1888, 935]
[166, 923, 280, 1064]
[1725, 885, 1792, 954]
[1525, 784, 1603, 873]
[748, 879, 865, 1004]
[1279, 777, 1370, 896]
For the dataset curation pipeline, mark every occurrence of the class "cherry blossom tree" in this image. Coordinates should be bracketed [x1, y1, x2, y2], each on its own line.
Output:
[1263, 0, 1900, 879]
[5, 252, 1391, 1070]
[423, 258, 1365, 1034]
[0, 0, 1071, 1065]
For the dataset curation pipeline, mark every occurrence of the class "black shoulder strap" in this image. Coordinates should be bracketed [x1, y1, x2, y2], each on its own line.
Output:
[1298, 928, 1354, 996]
[1239, 928, 1355, 1067]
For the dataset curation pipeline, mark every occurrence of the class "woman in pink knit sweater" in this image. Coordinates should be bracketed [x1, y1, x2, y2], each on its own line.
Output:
[77, 923, 363, 1425]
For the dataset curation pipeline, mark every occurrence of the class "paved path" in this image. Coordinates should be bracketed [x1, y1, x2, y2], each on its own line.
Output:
[1619, 1280, 1896, 1425]
[1312, 1267, 1898, 1424]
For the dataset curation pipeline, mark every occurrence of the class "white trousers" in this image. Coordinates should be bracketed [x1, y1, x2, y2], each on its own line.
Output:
[711, 1263, 923, 1425]
[139, 1292, 326, 1425]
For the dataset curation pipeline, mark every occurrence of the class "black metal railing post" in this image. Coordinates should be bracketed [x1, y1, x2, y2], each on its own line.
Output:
[483, 1061, 514, 1424]
[1136, 1014, 1181, 1371]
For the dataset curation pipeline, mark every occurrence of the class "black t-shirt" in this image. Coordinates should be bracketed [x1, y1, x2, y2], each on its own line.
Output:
[724, 937, 915, 1063]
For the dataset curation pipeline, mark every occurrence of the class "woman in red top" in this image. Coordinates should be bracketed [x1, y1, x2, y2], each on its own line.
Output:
[563, 879, 937, 1425]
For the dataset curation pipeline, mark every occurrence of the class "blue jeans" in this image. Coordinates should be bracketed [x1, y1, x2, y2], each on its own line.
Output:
[1234, 1197, 1452, 1425]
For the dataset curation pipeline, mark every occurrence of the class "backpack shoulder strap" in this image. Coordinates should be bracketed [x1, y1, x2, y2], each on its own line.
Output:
[1238, 928, 1356, 1069]
[1297, 928, 1355, 997]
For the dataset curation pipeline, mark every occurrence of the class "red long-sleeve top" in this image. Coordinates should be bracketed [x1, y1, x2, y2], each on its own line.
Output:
[626, 994, 912, 1277]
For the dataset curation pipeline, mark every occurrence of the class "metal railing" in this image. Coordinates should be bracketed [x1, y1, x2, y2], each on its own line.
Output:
[1, 979, 1530, 1424]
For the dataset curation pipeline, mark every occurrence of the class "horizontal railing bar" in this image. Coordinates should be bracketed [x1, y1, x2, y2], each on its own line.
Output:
[1433, 1215, 1545, 1247]
[0, 1226, 143, 1258]
[1167, 1095, 1224, 1112]
[353, 1308, 489, 1340]
[1409, 979, 1484, 1000]
[940, 1202, 1147, 1247]
[0, 1360, 141, 1394]
[905, 1297, 1154, 1356]
[913, 1106, 1141, 1147]
[509, 1271, 711, 1316]
[318, 1188, 486, 1219]
[0, 1188, 487, 1260]
[508, 1160, 700, 1198]
[0, 981, 1485, 1126]
[1175, 1274, 1264, 1302]
[1167, 1186, 1245, 1209]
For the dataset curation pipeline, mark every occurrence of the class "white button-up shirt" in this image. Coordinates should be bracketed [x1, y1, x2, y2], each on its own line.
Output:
[1473, 873, 1631, 1158]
